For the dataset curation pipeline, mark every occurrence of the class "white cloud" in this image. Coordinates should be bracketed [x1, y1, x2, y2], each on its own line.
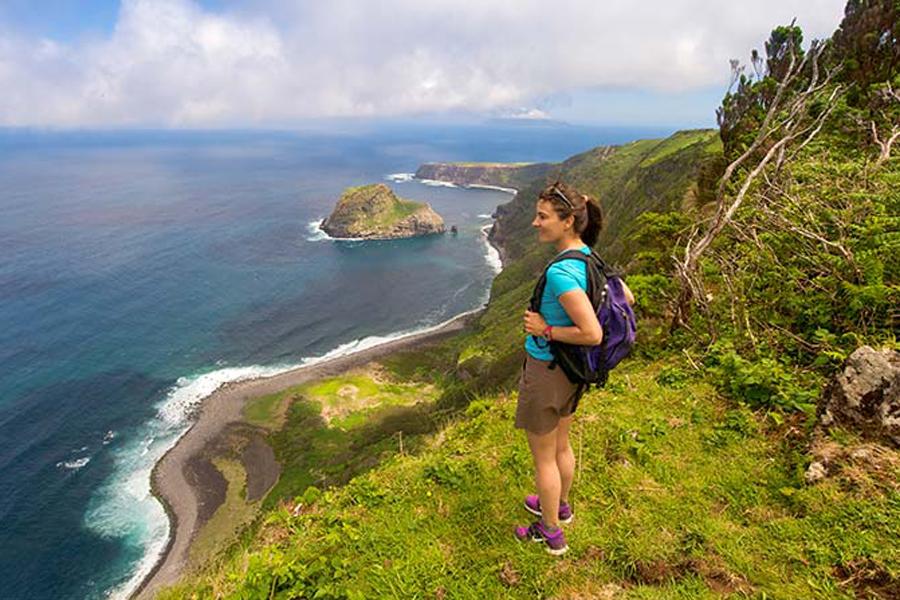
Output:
[500, 107, 551, 120]
[0, 0, 847, 126]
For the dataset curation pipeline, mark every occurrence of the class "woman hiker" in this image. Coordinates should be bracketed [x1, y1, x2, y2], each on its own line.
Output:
[514, 181, 633, 555]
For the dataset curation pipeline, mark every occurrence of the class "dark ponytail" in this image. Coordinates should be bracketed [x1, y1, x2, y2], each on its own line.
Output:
[581, 196, 603, 247]
[538, 181, 604, 247]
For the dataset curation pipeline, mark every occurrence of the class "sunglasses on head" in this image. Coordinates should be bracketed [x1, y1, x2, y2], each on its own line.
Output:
[549, 185, 575, 210]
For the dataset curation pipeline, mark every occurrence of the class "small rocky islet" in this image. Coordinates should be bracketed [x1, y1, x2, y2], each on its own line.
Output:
[320, 183, 444, 240]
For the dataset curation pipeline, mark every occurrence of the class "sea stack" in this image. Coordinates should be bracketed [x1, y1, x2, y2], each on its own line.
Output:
[321, 183, 445, 239]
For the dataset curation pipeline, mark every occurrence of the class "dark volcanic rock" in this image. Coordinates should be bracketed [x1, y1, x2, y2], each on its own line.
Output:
[242, 435, 280, 501]
[818, 346, 900, 447]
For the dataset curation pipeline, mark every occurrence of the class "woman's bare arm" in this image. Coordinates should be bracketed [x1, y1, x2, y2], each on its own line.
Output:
[523, 288, 602, 346]
[554, 289, 603, 345]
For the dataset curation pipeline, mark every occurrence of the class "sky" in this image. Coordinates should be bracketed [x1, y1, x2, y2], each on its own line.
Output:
[0, 0, 848, 129]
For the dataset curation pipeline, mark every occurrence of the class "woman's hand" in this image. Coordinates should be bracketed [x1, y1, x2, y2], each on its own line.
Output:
[523, 309, 547, 337]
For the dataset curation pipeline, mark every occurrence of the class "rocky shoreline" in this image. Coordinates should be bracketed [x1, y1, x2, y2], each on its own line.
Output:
[134, 180, 517, 598]
[133, 308, 484, 599]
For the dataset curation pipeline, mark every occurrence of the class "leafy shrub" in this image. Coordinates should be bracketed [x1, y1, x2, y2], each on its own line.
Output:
[298, 485, 322, 507]
[627, 211, 693, 275]
[422, 459, 466, 489]
[703, 407, 758, 448]
[705, 343, 818, 411]
[465, 397, 493, 417]
[627, 274, 674, 319]
[655, 365, 692, 389]
[346, 478, 386, 507]
[238, 545, 362, 599]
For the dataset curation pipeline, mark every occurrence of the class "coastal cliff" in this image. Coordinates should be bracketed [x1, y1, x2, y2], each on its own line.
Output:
[150, 5, 900, 597]
[321, 183, 444, 239]
[415, 161, 553, 188]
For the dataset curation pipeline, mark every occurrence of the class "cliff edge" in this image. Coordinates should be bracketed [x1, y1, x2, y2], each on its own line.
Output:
[415, 162, 553, 188]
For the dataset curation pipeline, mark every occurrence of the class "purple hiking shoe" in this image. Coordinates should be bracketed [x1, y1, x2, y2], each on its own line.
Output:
[514, 520, 568, 555]
[524, 495, 573, 524]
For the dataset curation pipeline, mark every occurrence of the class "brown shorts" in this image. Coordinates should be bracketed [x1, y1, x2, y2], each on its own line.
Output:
[515, 353, 579, 435]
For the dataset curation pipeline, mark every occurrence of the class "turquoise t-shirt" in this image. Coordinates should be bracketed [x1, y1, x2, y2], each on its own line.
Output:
[525, 245, 591, 361]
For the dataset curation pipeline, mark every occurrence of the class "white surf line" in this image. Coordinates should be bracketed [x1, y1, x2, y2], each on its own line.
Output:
[465, 183, 517, 194]
[111, 302, 493, 600]
[416, 178, 459, 188]
[384, 173, 415, 182]
[480, 224, 503, 275]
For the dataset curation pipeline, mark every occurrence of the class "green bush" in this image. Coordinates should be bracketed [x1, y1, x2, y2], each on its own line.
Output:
[238, 545, 361, 600]
[346, 478, 386, 507]
[705, 343, 818, 411]
[654, 365, 692, 389]
[703, 407, 758, 448]
[422, 459, 466, 489]
[627, 273, 674, 319]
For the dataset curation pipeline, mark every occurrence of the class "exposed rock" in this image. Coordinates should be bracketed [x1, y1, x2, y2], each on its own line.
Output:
[483, 201, 515, 266]
[806, 436, 900, 491]
[321, 183, 444, 240]
[805, 461, 827, 483]
[818, 346, 900, 447]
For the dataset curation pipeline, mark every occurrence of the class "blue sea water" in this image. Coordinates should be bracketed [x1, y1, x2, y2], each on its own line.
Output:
[0, 122, 673, 599]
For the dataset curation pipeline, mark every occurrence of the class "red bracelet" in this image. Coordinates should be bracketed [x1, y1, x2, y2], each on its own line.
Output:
[542, 325, 553, 341]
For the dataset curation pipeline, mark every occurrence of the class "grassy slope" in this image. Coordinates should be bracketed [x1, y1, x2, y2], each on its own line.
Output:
[356, 197, 426, 232]
[161, 358, 899, 599]
[243, 366, 442, 509]
[451, 130, 722, 395]
[416, 162, 554, 188]
[491, 129, 720, 267]
[188, 458, 259, 569]
[157, 128, 899, 598]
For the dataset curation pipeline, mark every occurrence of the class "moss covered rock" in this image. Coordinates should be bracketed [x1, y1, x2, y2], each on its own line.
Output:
[321, 183, 444, 239]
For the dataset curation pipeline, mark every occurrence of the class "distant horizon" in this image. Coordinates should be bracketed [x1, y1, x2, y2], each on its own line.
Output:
[0, 117, 714, 135]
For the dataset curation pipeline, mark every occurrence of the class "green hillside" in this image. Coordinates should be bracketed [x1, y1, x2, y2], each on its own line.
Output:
[160, 356, 899, 599]
[450, 129, 722, 396]
[158, 125, 898, 599]
[489, 129, 721, 268]
[157, 3, 899, 597]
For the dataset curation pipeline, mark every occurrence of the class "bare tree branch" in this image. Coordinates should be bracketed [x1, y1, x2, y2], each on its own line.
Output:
[871, 119, 900, 166]
[672, 38, 844, 330]
[870, 80, 900, 166]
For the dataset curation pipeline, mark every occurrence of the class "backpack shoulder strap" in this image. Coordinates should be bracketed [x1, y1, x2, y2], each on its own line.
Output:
[531, 249, 609, 312]
[587, 248, 621, 280]
[530, 250, 592, 312]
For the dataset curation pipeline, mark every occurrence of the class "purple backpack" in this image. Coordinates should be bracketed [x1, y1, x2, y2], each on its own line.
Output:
[529, 248, 637, 397]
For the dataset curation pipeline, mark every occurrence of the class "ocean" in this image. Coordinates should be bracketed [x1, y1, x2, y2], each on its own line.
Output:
[0, 122, 673, 599]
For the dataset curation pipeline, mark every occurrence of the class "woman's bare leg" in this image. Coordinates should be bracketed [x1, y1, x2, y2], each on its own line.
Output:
[556, 415, 575, 504]
[526, 427, 561, 528]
